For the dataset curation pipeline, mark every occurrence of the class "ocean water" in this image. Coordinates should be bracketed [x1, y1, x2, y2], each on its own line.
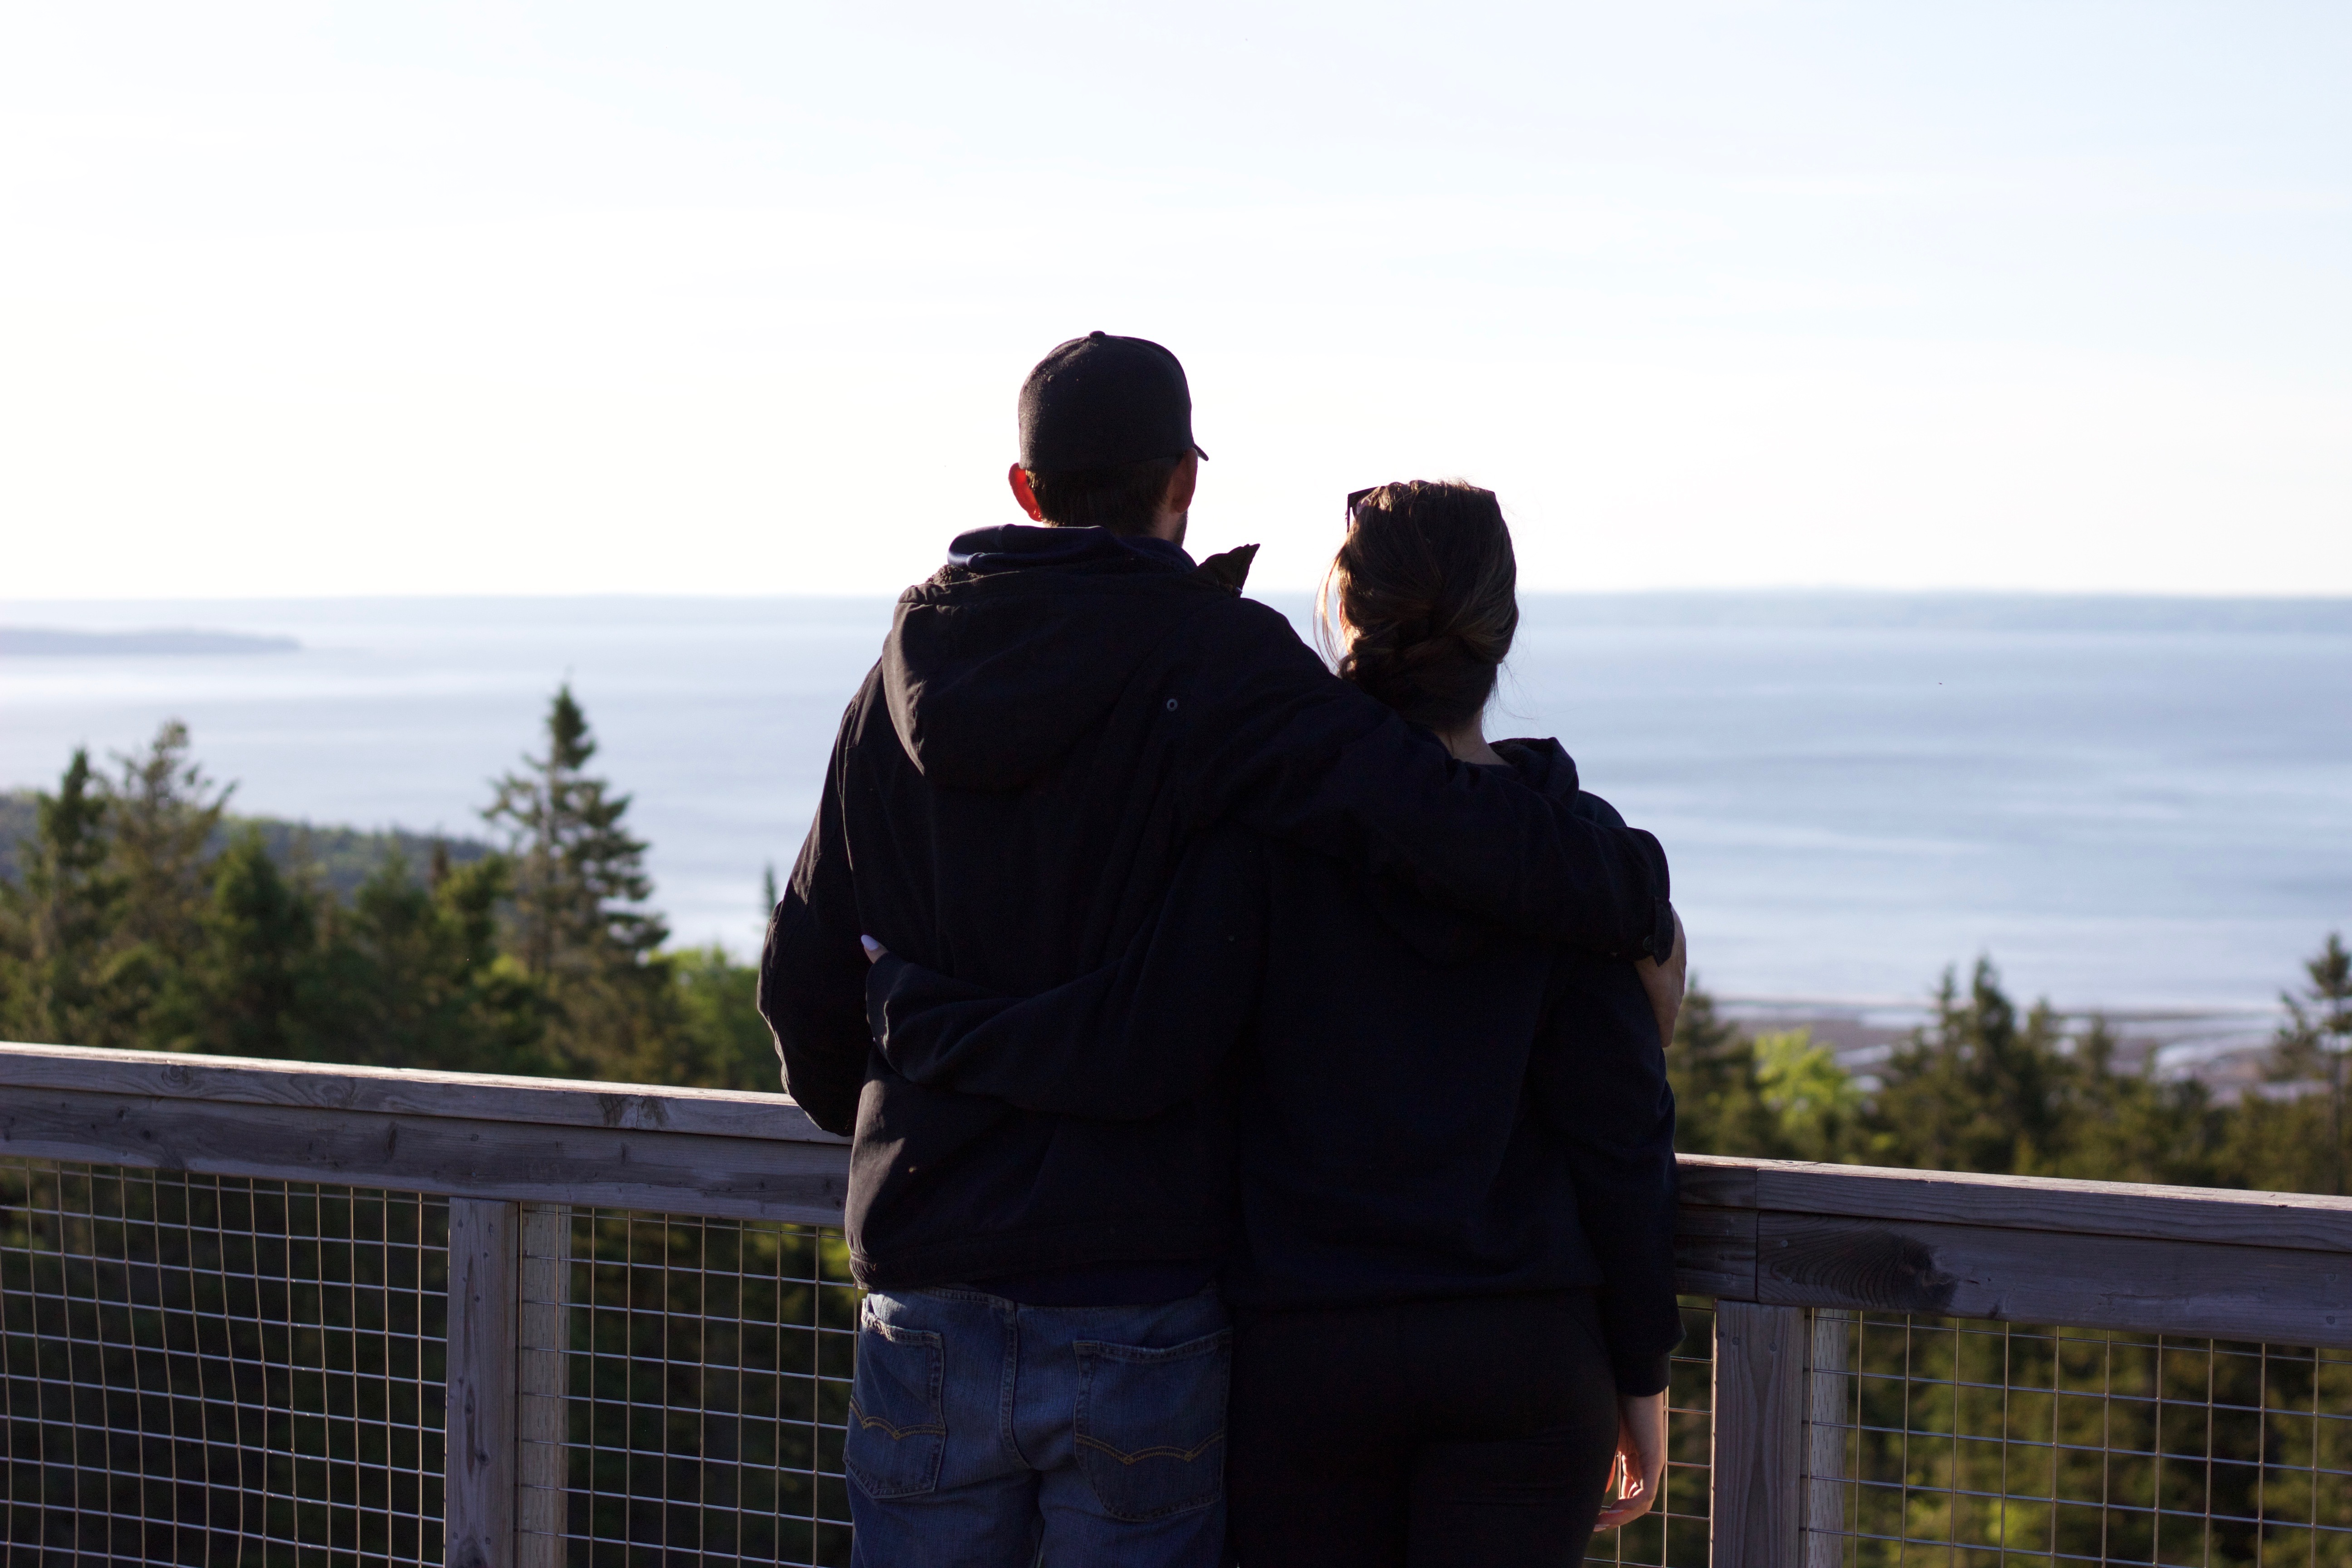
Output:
[3, 593, 2347, 1020]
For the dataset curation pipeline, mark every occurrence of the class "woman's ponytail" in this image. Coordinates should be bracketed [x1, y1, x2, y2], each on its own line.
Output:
[1317, 480, 1519, 732]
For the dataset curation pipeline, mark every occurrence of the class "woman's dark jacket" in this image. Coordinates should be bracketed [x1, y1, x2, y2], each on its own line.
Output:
[867, 737, 1685, 1394]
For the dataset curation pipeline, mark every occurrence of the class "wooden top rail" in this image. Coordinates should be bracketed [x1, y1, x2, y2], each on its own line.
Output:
[0, 1040, 849, 1226]
[1678, 1153, 2352, 1348]
[5, 1041, 2349, 1346]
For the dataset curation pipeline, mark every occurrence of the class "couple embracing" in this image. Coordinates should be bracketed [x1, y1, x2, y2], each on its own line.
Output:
[762, 332, 1686, 1568]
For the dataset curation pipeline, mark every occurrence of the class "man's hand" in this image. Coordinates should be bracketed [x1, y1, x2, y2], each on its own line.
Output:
[1594, 1389, 1668, 1530]
[1632, 909, 1687, 1050]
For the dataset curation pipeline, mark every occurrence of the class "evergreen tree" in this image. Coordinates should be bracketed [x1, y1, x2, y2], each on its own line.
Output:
[2241, 932, 2352, 1196]
[1666, 982, 1786, 1157]
[656, 945, 784, 1092]
[1749, 1029, 1863, 1163]
[108, 721, 231, 964]
[2038, 1017, 2230, 1188]
[156, 828, 319, 1059]
[0, 749, 122, 1045]
[304, 848, 551, 1076]
[98, 721, 233, 1048]
[1865, 960, 2073, 1175]
[483, 686, 668, 1076]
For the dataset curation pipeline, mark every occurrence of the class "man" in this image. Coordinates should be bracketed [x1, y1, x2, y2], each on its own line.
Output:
[760, 332, 1673, 1567]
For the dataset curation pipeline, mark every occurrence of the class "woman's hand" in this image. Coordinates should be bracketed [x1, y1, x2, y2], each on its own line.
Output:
[1632, 909, 1687, 1050]
[1594, 1389, 1668, 1530]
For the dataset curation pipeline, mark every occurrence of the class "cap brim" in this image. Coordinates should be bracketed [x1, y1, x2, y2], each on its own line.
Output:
[1193, 442, 1210, 461]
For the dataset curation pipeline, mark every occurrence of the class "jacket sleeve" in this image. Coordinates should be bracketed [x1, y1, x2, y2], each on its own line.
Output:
[1525, 796, 1685, 1393]
[756, 720, 872, 1137]
[1181, 603, 1674, 960]
[862, 827, 1265, 1121]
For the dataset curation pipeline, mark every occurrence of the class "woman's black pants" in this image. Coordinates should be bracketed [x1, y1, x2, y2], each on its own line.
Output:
[1226, 1292, 1621, 1568]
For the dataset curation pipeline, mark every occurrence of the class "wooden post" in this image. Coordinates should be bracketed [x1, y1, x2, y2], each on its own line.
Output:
[1804, 1310, 1852, 1568]
[446, 1198, 519, 1568]
[515, 1204, 572, 1568]
[1712, 1300, 1806, 1568]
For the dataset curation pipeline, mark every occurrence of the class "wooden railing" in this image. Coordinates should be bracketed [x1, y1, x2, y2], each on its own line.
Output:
[4, 1040, 2349, 1568]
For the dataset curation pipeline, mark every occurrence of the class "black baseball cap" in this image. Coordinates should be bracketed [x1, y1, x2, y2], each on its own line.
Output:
[1018, 331, 1209, 471]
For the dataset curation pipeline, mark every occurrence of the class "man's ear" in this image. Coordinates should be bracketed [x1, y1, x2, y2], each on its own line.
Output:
[1007, 463, 1047, 522]
[1163, 451, 1199, 516]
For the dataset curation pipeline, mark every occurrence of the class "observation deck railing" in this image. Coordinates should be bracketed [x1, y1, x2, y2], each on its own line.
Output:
[1, 1039, 2346, 1567]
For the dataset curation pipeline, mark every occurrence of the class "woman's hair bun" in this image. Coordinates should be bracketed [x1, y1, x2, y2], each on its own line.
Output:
[1317, 480, 1518, 732]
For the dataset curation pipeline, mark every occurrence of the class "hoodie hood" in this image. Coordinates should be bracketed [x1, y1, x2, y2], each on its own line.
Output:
[882, 525, 1215, 791]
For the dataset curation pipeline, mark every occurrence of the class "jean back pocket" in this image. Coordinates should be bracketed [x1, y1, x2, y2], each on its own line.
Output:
[1073, 1328, 1232, 1522]
[846, 1313, 946, 1499]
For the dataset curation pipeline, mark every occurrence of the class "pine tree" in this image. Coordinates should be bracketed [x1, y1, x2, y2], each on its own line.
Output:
[0, 749, 122, 1045]
[483, 686, 668, 1076]
[157, 828, 318, 1059]
[302, 848, 551, 1075]
[1868, 960, 2073, 1175]
[2251, 932, 2352, 1196]
[1666, 982, 1786, 1157]
[108, 721, 231, 961]
[1749, 1029, 1863, 1163]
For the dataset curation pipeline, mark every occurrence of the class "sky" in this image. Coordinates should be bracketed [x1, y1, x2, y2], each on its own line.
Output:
[3, 2, 2348, 598]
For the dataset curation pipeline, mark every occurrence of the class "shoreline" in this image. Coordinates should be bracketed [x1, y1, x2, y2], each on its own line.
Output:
[1717, 997, 2288, 1089]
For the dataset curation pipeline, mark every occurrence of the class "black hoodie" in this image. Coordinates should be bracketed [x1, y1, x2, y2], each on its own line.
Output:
[760, 525, 1671, 1292]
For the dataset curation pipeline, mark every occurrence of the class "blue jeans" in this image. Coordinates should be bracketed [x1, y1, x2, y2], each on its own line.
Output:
[845, 1284, 1231, 1568]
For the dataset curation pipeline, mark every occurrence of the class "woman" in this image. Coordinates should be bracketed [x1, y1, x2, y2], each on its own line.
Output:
[866, 480, 1684, 1566]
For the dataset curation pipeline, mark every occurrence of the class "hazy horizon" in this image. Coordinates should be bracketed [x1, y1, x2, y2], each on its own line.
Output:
[7, 590, 2346, 1016]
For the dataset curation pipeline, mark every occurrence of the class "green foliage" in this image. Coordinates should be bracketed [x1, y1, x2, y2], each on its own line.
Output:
[1750, 1029, 1862, 1163]
[1665, 984, 1782, 1158]
[1670, 941, 2337, 1199]
[0, 750, 122, 1046]
[1870, 960, 2076, 1175]
[651, 945, 785, 1093]
[484, 685, 672, 1077]
[0, 698, 774, 1094]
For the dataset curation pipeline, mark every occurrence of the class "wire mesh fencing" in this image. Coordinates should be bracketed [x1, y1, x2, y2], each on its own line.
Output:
[526, 1207, 862, 1568]
[1584, 1298, 1718, 1568]
[0, 1156, 448, 1567]
[1803, 1310, 2352, 1568]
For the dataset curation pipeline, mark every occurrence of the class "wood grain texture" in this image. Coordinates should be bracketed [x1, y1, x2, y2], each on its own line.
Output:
[446, 1198, 518, 1568]
[1676, 1203, 1759, 1300]
[0, 1088, 850, 1225]
[0, 1040, 846, 1146]
[1713, 1301, 1808, 1568]
[514, 1204, 569, 1568]
[1749, 1160, 2352, 1255]
[1757, 1213, 2352, 1348]
[1677, 1156, 1759, 1212]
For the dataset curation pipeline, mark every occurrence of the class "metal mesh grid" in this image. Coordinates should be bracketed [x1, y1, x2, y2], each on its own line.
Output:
[1585, 1298, 1717, 1568]
[1804, 1311, 2352, 1568]
[527, 1207, 861, 1568]
[0, 1156, 447, 1567]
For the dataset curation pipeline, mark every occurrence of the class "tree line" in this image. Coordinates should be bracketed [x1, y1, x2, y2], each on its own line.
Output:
[0, 690, 776, 1092]
[1671, 936, 2352, 1197]
[4, 687, 2348, 1200]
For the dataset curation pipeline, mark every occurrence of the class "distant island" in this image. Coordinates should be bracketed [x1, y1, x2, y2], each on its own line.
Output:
[0, 627, 301, 657]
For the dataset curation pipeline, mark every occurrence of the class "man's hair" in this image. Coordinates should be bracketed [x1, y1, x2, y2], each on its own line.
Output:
[1316, 480, 1519, 731]
[1024, 456, 1185, 536]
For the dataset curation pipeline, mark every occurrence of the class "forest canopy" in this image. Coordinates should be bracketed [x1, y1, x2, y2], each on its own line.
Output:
[0, 694, 776, 1091]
